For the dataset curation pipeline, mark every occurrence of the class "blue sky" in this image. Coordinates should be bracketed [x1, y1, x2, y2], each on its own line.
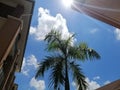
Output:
[15, 0, 120, 90]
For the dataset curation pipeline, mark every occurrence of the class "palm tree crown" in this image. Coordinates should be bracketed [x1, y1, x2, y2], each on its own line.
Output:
[35, 30, 100, 90]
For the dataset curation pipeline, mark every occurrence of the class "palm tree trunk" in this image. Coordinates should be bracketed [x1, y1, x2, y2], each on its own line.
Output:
[65, 59, 70, 90]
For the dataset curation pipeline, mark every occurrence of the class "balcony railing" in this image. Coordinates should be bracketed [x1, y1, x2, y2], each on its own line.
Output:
[0, 16, 22, 66]
[0, 48, 20, 90]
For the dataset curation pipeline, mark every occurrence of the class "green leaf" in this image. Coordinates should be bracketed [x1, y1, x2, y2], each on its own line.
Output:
[69, 61, 87, 90]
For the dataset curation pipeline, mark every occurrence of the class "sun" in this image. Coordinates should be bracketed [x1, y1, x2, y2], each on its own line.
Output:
[62, 0, 73, 8]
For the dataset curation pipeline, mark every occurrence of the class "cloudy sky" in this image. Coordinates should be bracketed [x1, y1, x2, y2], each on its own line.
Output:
[15, 0, 120, 90]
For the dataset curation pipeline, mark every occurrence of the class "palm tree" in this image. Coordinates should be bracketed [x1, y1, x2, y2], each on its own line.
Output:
[35, 30, 100, 90]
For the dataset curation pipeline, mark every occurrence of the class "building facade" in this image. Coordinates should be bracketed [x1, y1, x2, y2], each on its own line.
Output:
[96, 79, 120, 90]
[0, 0, 34, 90]
[72, 0, 120, 29]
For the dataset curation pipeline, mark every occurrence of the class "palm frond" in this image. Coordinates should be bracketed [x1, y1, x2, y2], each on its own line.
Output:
[87, 48, 101, 60]
[44, 30, 61, 43]
[78, 43, 100, 60]
[49, 59, 65, 89]
[65, 34, 75, 46]
[47, 41, 60, 51]
[78, 43, 89, 60]
[35, 55, 64, 78]
[44, 30, 66, 54]
[68, 46, 87, 60]
[69, 61, 87, 90]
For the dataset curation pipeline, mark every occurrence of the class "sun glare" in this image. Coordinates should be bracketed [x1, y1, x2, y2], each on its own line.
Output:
[62, 0, 73, 8]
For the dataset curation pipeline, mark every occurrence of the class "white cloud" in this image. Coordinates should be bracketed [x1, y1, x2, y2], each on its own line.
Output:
[104, 80, 110, 85]
[93, 76, 100, 80]
[30, 77, 45, 90]
[90, 29, 98, 34]
[72, 77, 100, 90]
[30, 7, 74, 41]
[21, 55, 38, 76]
[86, 78, 100, 90]
[21, 68, 29, 76]
[29, 26, 36, 34]
[27, 55, 39, 69]
[114, 28, 120, 40]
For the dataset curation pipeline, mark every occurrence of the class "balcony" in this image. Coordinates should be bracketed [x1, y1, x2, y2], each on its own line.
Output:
[0, 16, 22, 66]
[0, 48, 20, 90]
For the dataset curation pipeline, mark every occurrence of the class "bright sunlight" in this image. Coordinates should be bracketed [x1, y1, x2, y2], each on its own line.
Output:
[62, 0, 73, 8]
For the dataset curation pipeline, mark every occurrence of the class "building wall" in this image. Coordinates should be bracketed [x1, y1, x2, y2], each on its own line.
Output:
[72, 0, 120, 28]
[96, 79, 120, 90]
[0, 0, 34, 90]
